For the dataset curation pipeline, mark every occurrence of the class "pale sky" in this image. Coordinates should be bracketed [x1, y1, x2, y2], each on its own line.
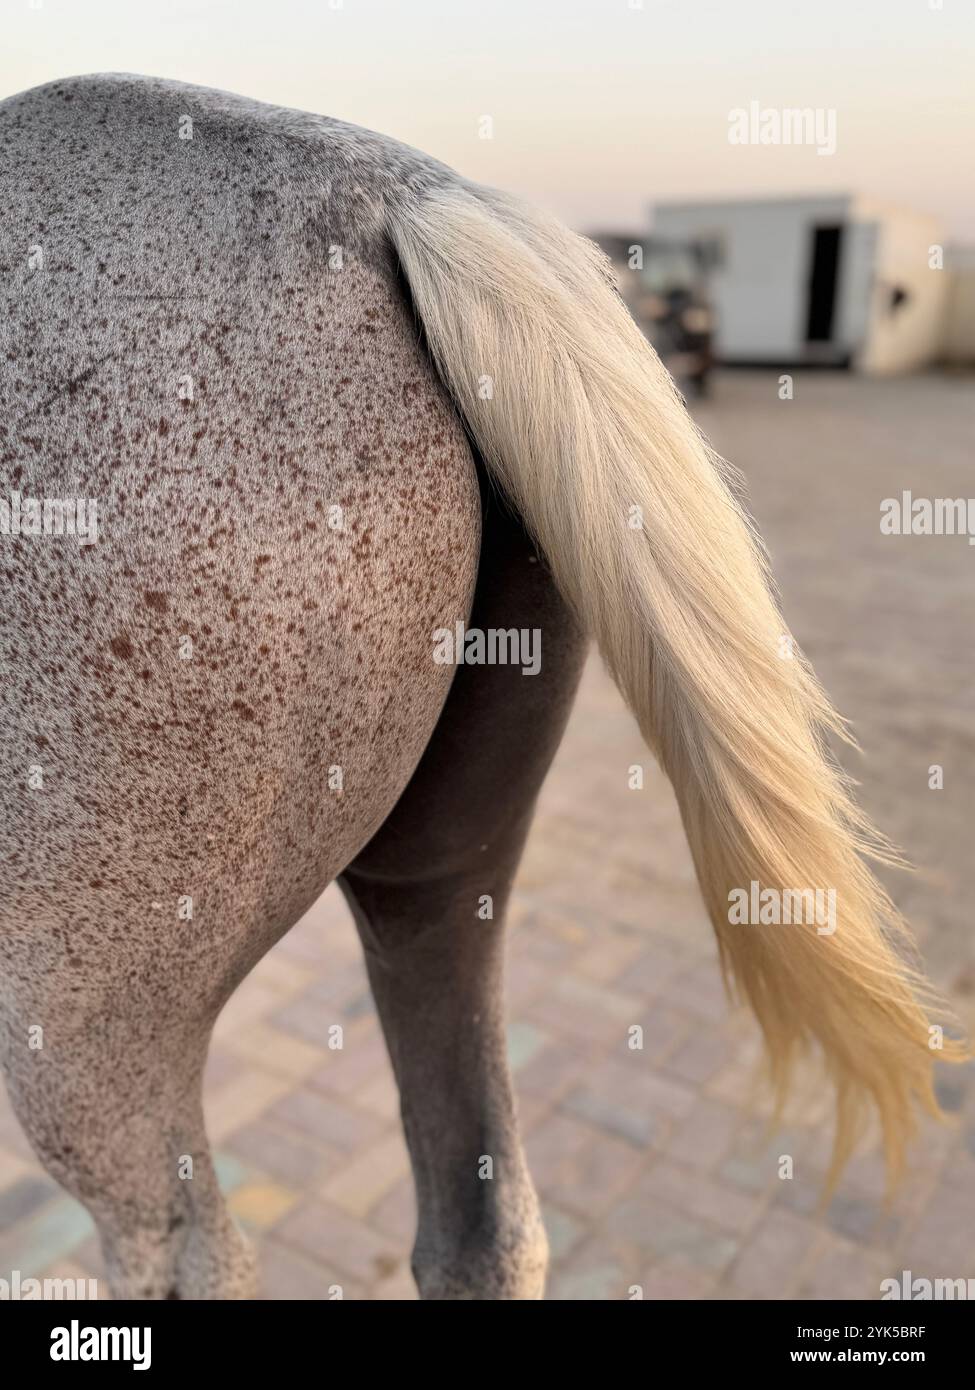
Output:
[3, 0, 974, 239]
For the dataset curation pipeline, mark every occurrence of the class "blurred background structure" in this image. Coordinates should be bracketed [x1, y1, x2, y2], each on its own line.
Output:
[1, 0, 974, 1300]
[596, 198, 975, 393]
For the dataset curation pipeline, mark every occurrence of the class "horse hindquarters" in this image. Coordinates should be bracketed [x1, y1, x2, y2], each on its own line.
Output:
[0, 76, 480, 1295]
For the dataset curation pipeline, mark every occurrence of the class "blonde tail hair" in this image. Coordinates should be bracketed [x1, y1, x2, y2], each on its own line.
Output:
[388, 183, 965, 1187]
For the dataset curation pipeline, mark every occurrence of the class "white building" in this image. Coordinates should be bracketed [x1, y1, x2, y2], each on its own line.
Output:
[651, 195, 949, 374]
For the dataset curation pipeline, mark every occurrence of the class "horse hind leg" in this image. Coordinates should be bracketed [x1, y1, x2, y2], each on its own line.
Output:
[2, 999, 255, 1299]
[339, 498, 587, 1299]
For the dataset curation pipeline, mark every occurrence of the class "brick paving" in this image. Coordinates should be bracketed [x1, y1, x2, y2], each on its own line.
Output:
[2, 371, 974, 1299]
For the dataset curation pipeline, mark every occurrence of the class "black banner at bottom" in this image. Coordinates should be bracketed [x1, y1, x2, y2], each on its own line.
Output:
[1, 1296, 969, 1373]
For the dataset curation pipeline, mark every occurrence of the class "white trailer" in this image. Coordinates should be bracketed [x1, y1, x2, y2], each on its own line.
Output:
[652, 195, 948, 374]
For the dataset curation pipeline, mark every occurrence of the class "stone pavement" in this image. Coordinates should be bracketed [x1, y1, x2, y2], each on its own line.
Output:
[1, 371, 973, 1299]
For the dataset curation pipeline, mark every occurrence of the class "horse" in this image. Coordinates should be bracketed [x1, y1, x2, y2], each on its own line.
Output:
[0, 73, 963, 1300]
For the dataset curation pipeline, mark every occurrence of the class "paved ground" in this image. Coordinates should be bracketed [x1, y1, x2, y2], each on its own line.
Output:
[2, 370, 974, 1299]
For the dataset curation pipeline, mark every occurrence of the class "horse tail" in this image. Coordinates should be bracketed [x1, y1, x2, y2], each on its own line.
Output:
[387, 181, 966, 1188]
